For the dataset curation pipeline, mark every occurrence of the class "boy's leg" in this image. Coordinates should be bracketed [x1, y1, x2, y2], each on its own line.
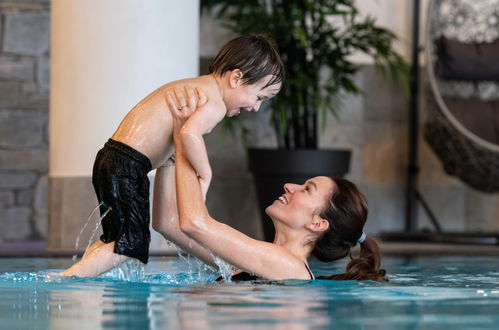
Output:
[59, 240, 129, 277]
[57, 140, 152, 278]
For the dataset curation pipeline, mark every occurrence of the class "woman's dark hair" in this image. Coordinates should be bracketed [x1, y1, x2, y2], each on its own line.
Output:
[313, 177, 388, 282]
[209, 34, 285, 88]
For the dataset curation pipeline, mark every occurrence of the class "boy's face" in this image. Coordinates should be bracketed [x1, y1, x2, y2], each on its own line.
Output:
[225, 73, 281, 117]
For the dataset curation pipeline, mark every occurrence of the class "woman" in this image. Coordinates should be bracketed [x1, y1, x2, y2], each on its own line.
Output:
[153, 94, 387, 282]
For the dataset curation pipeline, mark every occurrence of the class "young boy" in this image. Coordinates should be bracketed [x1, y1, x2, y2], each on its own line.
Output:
[59, 34, 284, 277]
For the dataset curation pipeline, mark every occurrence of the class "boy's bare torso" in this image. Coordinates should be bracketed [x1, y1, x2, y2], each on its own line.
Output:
[112, 75, 224, 169]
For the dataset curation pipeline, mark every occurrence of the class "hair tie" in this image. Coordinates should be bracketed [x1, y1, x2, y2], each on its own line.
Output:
[357, 232, 366, 244]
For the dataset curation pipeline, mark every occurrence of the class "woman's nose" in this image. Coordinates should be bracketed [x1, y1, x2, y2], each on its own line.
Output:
[284, 183, 296, 193]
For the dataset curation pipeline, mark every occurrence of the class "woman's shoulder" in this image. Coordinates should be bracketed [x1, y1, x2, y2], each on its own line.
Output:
[259, 249, 315, 280]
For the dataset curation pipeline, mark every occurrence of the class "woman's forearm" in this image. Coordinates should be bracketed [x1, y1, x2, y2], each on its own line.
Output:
[152, 165, 180, 234]
[152, 165, 216, 267]
[180, 130, 212, 199]
[174, 139, 210, 233]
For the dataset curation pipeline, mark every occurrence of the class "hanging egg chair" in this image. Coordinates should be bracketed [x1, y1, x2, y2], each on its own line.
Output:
[425, 0, 499, 192]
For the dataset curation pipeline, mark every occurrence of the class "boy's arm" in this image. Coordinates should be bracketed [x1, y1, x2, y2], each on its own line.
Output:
[178, 102, 225, 199]
[165, 86, 223, 199]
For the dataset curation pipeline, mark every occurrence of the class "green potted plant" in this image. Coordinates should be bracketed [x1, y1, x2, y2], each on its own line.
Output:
[202, 0, 408, 241]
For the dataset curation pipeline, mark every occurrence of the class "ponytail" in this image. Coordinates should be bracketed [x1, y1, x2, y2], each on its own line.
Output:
[317, 237, 388, 282]
[312, 177, 387, 282]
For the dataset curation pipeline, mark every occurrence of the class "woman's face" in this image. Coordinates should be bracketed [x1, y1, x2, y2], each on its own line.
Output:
[265, 176, 335, 229]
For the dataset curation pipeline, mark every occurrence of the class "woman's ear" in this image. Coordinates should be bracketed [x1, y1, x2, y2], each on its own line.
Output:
[307, 215, 329, 233]
[228, 69, 243, 88]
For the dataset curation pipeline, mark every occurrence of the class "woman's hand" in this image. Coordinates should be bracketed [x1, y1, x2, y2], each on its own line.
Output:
[165, 84, 210, 200]
[165, 84, 208, 138]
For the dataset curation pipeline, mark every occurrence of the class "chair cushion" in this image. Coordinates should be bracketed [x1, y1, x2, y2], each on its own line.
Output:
[435, 36, 499, 82]
[443, 96, 499, 145]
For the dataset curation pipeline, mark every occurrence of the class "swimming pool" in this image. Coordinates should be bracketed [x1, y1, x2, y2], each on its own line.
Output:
[1, 256, 498, 329]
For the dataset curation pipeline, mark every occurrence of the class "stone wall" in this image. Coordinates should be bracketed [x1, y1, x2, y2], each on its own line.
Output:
[0, 0, 50, 244]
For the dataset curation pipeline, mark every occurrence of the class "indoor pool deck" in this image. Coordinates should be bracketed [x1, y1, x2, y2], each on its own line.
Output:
[1, 240, 499, 258]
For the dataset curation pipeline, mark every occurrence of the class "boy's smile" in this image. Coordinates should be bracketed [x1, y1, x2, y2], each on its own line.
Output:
[225, 75, 281, 117]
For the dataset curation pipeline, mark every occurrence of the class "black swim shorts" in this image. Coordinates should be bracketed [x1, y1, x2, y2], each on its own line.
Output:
[92, 139, 153, 264]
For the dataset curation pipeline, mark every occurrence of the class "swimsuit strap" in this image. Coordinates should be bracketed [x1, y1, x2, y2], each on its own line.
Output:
[304, 263, 315, 280]
[218, 264, 315, 282]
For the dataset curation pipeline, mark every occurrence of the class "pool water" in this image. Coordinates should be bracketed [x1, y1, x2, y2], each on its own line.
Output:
[1, 256, 498, 329]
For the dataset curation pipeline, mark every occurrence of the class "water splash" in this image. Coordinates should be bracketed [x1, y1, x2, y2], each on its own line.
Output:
[175, 247, 216, 283]
[73, 202, 103, 261]
[80, 206, 111, 260]
[102, 259, 145, 282]
[211, 254, 234, 283]
[0, 270, 214, 285]
[192, 257, 215, 282]
[176, 247, 212, 282]
[176, 247, 194, 281]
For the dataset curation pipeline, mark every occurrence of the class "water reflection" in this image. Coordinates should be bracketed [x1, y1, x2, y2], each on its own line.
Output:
[1, 257, 499, 329]
[41, 280, 334, 329]
[38, 281, 332, 329]
[1, 287, 51, 329]
[168, 283, 329, 329]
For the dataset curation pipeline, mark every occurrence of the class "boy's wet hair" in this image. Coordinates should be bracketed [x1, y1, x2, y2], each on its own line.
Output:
[209, 34, 284, 88]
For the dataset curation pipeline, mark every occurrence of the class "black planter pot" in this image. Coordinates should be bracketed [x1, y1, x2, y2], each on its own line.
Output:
[247, 148, 351, 242]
